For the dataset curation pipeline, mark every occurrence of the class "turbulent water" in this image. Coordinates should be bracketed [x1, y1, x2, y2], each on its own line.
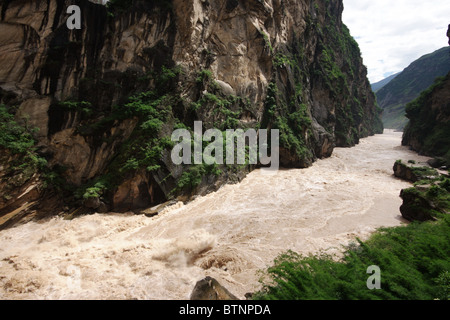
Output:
[0, 131, 431, 300]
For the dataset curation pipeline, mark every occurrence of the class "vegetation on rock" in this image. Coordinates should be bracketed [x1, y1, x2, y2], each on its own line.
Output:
[403, 73, 450, 166]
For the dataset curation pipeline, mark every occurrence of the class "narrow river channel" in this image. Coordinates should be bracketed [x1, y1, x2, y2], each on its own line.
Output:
[0, 130, 431, 300]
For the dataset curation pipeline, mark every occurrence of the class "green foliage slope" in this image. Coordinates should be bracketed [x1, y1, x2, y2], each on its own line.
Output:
[255, 214, 450, 300]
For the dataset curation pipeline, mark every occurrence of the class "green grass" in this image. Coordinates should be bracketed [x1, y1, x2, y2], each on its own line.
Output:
[254, 215, 450, 300]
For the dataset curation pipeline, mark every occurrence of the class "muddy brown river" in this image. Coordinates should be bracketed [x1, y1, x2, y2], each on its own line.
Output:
[0, 130, 431, 299]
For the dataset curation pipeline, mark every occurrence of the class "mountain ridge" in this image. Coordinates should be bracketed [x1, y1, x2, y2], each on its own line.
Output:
[371, 72, 400, 92]
[376, 46, 450, 130]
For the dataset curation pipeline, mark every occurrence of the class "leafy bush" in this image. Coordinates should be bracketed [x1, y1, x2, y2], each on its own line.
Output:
[435, 271, 450, 300]
[140, 118, 164, 134]
[175, 164, 221, 193]
[83, 182, 107, 199]
[441, 179, 450, 192]
[0, 104, 36, 154]
[275, 116, 310, 160]
[196, 69, 214, 84]
[273, 53, 293, 68]
[59, 100, 92, 115]
[411, 166, 439, 180]
[427, 185, 444, 198]
[176, 165, 206, 190]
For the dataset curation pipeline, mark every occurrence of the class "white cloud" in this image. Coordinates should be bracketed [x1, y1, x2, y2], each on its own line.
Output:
[342, 0, 450, 83]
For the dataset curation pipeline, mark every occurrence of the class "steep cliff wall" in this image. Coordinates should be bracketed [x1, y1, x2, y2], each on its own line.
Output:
[0, 0, 382, 228]
[402, 72, 450, 166]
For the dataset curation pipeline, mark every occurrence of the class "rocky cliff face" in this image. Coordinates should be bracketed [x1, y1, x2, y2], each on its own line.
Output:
[0, 0, 382, 228]
[402, 72, 450, 166]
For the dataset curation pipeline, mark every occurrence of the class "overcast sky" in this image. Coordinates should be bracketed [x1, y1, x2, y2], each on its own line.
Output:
[342, 0, 450, 83]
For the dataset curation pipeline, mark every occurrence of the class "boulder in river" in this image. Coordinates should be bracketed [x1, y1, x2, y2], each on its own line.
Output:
[190, 277, 239, 300]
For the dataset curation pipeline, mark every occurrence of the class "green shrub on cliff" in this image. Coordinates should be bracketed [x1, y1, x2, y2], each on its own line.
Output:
[0, 104, 36, 154]
[0, 104, 49, 174]
[255, 215, 450, 300]
[441, 178, 450, 192]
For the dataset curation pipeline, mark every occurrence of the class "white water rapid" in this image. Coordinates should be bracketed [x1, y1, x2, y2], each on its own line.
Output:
[0, 131, 431, 300]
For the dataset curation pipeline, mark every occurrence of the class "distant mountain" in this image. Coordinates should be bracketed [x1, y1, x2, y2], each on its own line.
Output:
[371, 73, 400, 92]
[376, 47, 450, 130]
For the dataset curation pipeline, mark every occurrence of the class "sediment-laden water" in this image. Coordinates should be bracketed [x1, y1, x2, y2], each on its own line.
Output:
[0, 131, 431, 300]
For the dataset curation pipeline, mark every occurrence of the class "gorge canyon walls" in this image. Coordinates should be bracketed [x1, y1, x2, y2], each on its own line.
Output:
[0, 0, 383, 228]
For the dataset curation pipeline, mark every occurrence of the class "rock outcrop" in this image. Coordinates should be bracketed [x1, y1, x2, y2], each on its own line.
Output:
[0, 0, 382, 228]
[190, 277, 238, 300]
[393, 160, 439, 183]
[394, 160, 449, 222]
[400, 187, 438, 222]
